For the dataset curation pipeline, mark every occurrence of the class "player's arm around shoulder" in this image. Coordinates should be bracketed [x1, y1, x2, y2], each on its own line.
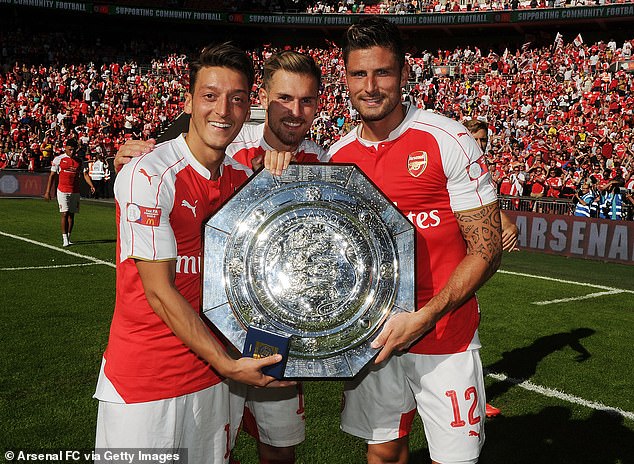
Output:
[113, 138, 156, 173]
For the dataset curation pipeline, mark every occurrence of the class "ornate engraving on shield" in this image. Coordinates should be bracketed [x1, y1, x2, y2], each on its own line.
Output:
[202, 164, 415, 379]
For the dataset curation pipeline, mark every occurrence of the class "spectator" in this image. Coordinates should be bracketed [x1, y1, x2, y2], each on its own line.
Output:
[84, 152, 109, 199]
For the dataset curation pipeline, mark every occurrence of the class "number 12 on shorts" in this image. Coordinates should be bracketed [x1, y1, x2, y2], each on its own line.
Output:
[446, 387, 481, 428]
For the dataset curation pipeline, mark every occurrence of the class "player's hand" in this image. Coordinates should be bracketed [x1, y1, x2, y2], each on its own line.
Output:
[371, 311, 436, 365]
[114, 138, 156, 173]
[43, 192, 50, 201]
[90, 186, 96, 194]
[254, 152, 297, 172]
[228, 355, 297, 388]
[264, 150, 293, 176]
[251, 153, 264, 171]
[501, 222, 519, 252]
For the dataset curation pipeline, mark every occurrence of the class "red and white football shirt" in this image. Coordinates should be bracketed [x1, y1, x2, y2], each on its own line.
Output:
[226, 123, 326, 168]
[50, 154, 81, 193]
[98, 134, 251, 403]
[326, 105, 497, 355]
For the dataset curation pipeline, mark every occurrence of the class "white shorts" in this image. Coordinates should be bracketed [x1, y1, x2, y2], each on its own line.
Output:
[229, 382, 305, 448]
[96, 382, 233, 464]
[57, 191, 80, 213]
[341, 350, 486, 464]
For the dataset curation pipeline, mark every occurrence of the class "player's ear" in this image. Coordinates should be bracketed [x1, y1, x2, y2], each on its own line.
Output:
[400, 61, 410, 88]
[184, 92, 193, 115]
[258, 87, 269, 109]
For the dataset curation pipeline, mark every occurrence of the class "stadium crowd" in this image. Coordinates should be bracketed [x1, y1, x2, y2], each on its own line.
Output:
[159, 0, 634, 14]
[1, 28, 633, 217]
[302, 0, 625, 14]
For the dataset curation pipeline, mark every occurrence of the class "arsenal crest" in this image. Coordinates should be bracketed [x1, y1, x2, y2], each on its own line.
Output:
[407, 151, 428, 177]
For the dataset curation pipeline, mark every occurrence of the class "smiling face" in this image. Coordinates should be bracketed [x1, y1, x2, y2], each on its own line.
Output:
[184, 66, 250, 166]
[259, 70, 319, 151]
[345, 46, 409, 140]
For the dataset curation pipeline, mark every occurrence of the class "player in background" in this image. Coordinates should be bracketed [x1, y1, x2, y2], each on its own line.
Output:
[44, 138, 94, 247]
[113, 50, 324, 464]
[266, 17, 503, 464]
[463, 118, 519, 253]
[95, 43, 292, 463]
[463, 118, 519, 418]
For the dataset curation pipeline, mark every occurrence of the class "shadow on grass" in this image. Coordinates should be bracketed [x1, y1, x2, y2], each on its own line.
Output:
[485, 328, 595, 402]
[71, 239, 116, 245]
[409, 407, 633, 464]
[480, 407, 634, 464]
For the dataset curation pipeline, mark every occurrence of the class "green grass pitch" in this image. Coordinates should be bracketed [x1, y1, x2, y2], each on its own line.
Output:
[0, 198, 632, 463]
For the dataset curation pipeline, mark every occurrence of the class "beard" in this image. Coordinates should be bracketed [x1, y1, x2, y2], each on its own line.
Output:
[270, 118, 306, 147]
[351, 93, 401, 123]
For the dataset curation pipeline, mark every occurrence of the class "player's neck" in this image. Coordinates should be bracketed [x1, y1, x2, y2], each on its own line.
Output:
[198, 152, 224, 180]
[359, 104, 406, 142]
[184, 135, 225, 180]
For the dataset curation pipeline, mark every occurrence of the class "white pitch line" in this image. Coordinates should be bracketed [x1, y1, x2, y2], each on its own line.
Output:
[1, 263, 100, 271]
[497, 270, 634, 293]
[487, 371, 634, 421]
[497, 269, 634, 305]
[532, 290, 626, 306]
[0, 231, 115, 269]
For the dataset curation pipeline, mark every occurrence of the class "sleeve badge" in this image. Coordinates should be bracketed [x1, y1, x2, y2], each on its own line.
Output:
[127, 203, 162, 226]
[466, 156, 489, 181]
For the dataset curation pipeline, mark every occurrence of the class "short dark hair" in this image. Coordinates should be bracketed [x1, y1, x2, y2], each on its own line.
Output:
[342, 16, 405, 71]
[463, 119, 488, 134]
[262, 50, 321, 91]
[189, 42, 254, 93]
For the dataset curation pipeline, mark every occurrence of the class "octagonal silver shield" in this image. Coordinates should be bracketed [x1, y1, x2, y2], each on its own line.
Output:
[202, 164, 414, 379]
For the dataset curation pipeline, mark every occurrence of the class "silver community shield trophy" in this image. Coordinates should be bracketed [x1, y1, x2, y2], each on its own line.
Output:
[202, 164, 415, 379]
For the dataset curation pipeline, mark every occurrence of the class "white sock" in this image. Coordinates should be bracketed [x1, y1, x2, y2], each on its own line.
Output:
[63, 234, 69, 246]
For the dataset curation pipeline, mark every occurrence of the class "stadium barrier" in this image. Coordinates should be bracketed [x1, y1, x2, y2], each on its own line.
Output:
[3, 1, 634, 27]
[500, 195, 575, 215]
[0, 171, 49, 197]
[0, 164, 114, 199]
[500, 195, 634, 219]
[504, 209, 634, 264]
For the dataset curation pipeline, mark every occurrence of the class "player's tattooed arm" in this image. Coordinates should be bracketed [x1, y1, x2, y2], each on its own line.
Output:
[454, 202, 502, 279]
[372, 202, 502, 364]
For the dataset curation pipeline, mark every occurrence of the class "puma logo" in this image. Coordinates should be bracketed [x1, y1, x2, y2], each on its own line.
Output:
[139, 168, 157, 185]
[181, 199, 198, 217]
[457, 132, 468, 137]
[468, 430, 480, 438]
